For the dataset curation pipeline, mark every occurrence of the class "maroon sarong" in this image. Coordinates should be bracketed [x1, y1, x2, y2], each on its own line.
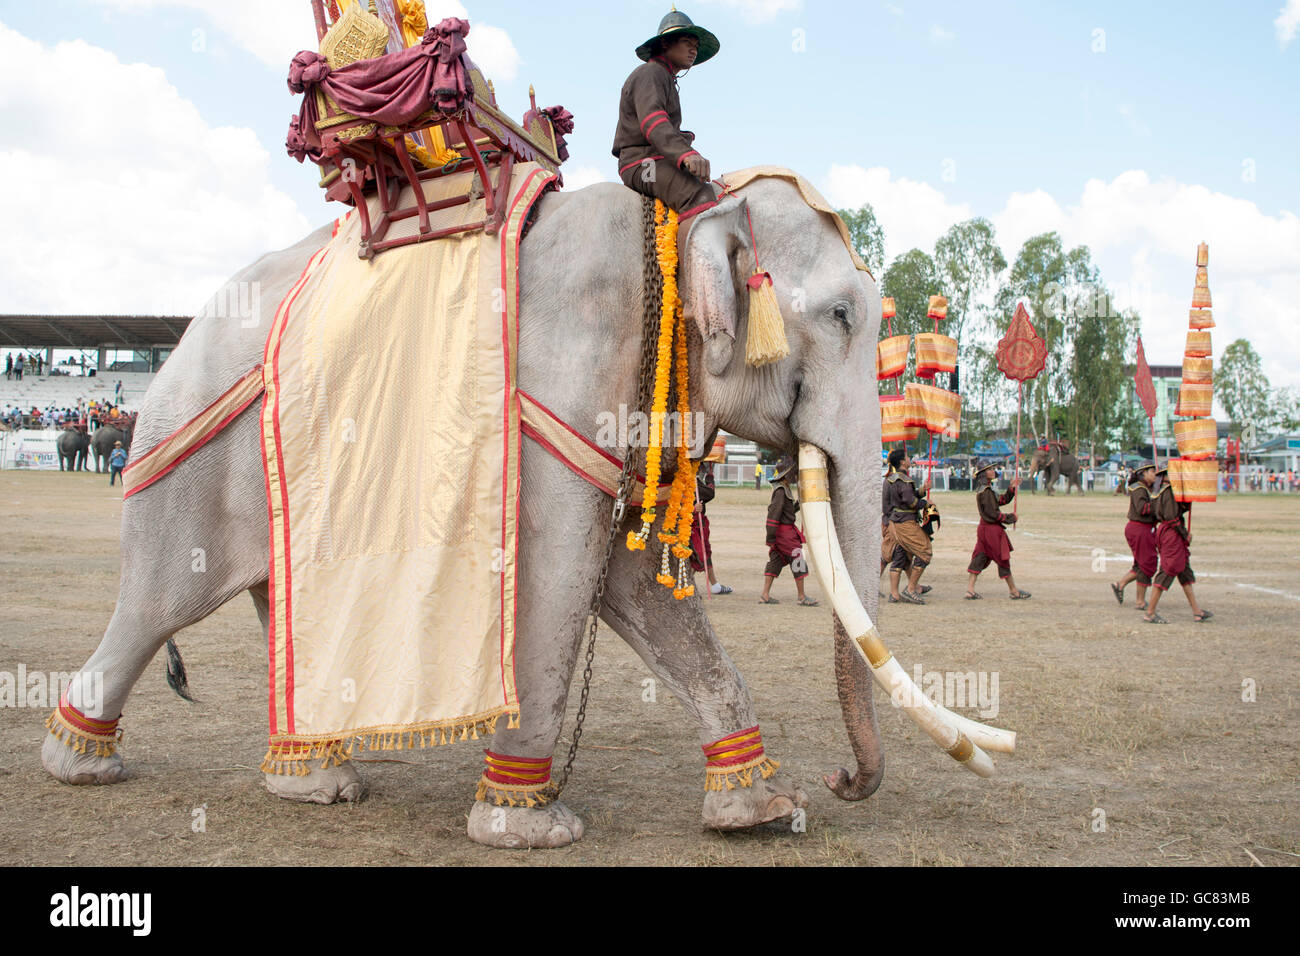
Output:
[968, 521, 1012, 577]
[690, 514, 711, 573]
[1154, 521, 1193, 589]
[1124, 519, 1157, 583]
[765, 523, 807, 579]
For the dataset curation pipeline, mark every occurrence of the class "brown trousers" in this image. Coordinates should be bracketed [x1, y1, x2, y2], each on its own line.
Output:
[888, 518, 932, 568]
[618, 156, 717, 218]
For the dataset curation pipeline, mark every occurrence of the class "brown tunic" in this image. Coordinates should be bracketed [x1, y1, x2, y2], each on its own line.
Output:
[611, 56, 716, 214]
[884, 472, 923, 523]
[976, 484, 1015, 524]
[1127, 485, 1155, 523]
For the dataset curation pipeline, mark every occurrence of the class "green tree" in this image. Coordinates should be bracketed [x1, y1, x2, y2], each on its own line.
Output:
[1267, 386, 1300, 433]
[1218, 339, 1271, 431]
[836, 203, 886, 276]
[934, 218, 1007, 393]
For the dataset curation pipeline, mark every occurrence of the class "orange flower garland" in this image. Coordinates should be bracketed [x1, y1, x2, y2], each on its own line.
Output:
[627, 201, 679, 553]
[625, 200, 699, 600]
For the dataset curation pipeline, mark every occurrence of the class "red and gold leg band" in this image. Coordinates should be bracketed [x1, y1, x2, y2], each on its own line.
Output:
[703, 726, 780, 791]
[45, 698, 122, 758]
[475, 751, 553, 807]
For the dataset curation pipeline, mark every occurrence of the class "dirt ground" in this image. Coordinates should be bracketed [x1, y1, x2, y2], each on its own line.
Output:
[1, 468, 1296, 866]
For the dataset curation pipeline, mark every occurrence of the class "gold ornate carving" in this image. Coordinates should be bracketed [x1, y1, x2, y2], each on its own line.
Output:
[320, 1, 390, 68]
[336, 122, 379, 143]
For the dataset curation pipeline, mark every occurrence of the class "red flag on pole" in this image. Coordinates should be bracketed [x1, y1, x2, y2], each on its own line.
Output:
[1134, 335, 1158, 419]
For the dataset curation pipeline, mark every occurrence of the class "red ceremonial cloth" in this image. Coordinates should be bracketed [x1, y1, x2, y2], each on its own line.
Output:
[770, 523, 805, 560]
[1134, 335, 1158, 419]
[972, 521, 1012, 564]
[287, 18, 474, 160]
[1125, 520, 1157, 579]
[690, 514, 711, 573]
[1156, 523, 1189, 577]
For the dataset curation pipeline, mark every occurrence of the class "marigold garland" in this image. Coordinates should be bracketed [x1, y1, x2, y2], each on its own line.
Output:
[626, 200, 699, 599]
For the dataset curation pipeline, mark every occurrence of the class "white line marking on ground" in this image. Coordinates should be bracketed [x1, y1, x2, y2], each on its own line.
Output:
[1234, 582, 1300, 602]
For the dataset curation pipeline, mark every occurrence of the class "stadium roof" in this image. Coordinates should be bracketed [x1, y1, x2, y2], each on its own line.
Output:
[0, 315, 191, 349]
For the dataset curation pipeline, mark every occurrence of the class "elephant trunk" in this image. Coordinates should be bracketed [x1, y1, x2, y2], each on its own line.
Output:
[797, 444, 1014, 787]
[821, 457, 884, 800]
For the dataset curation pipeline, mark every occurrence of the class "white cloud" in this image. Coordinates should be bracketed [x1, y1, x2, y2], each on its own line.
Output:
[821, 164, 972, 265]
[884, 4, 904, 16]
[560, 165, 611, 191]
[821, 160, 1300, 390]
[1276, 0, 1300, 48]
[82, 0, 521, 80]
[929, 24, 955, 44]
[0, 22, 311, 315]
[694, 0, 802, 25]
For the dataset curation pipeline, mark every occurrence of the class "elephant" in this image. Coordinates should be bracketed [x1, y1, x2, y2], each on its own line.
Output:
[91, 425, 132, 474]
[1027, 442, 1084, 495]
[41, 174, 894, 849]
[56, 428, 90, 472]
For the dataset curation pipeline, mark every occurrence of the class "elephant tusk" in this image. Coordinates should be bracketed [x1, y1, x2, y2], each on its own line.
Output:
[797, 443, 1018, 777]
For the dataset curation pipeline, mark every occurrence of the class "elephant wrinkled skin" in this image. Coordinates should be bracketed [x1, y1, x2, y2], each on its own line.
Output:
[42, 175, 885, 847]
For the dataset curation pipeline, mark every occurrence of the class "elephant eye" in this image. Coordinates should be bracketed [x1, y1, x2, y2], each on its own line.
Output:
[832, 305, 850, 330]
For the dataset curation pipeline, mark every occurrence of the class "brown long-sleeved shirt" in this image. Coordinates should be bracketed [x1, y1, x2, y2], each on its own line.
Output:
[765, 484, 798, 544]
[884, 472, 922, 523]
[1153, 482, 1191, 535]
[611, 56, 698, 171]
[976, 484, 1015, 525]
[1127, 485, 1155, 523]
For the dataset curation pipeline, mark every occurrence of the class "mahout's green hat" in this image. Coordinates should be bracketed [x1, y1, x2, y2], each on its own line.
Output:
[636, 9, 720, 65]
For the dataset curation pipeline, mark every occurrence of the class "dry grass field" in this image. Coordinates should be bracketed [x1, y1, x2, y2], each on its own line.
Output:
[1, 468, 1297, 866]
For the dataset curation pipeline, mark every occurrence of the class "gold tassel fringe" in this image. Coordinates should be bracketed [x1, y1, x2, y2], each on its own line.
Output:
[44, 710, 121, 759]
[259, 709, 520, 776]
[745, 271, 789, 367]
[704, 756, 781, 792]
[474, 775, 552, 809]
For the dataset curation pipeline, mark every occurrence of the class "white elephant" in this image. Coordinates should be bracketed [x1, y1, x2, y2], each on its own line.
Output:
[41, 173, 891, 848]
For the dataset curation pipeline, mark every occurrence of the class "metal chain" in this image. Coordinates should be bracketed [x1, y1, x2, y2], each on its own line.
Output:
[545, 196, 662, 801]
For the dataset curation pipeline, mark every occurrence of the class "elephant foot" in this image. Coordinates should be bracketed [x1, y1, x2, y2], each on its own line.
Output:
[466, 799, 584, 849]
[42, 732, 127, 785]
[702, 773, 808, 831]
[263, 762, 366, 805]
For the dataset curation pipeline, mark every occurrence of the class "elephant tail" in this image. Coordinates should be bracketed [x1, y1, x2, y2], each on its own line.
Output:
[164, 638, 195, 702]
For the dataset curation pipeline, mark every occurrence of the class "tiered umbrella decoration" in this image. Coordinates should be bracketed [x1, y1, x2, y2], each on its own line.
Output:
[995, 302, 1048, 516]
[877, 297, 920, 443]
[1169, 242, 1218, 504]
[903, 296, 962, 441]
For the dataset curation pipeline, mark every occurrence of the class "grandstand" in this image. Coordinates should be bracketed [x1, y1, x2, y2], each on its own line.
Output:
[1, 315, 190, 417]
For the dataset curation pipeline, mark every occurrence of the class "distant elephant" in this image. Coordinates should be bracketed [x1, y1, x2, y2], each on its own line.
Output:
[42, 172, 990, 849]
[91, 425, 132, 474]
[57, 428, 89, 472]
[1027, 442, 1084, 495]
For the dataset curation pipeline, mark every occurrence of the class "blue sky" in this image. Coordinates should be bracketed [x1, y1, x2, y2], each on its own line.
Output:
[2, 0, 1297, 390]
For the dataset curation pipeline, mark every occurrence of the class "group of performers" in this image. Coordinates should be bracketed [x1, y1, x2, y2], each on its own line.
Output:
[1112, 462, 1212, 623]
[876, 452, 1031, 604]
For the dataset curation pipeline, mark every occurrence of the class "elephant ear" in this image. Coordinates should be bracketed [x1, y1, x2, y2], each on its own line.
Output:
[680, 198, 752, 368]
